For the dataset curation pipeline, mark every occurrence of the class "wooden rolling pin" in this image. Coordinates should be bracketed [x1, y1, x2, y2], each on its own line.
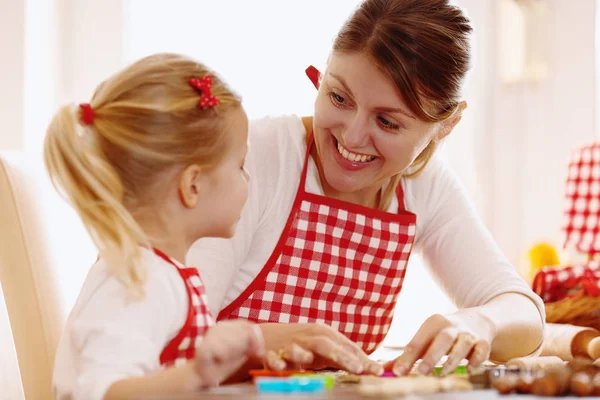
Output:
[506, 356, 564, 371]
[540, 323, 600, 361]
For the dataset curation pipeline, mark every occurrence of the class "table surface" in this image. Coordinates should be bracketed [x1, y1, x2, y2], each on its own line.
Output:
[141, 348, 588, 399]
[141, 382, 591, 399]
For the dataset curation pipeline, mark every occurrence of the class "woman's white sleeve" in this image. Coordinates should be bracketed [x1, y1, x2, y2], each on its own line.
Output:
[410, 158, 545, 321]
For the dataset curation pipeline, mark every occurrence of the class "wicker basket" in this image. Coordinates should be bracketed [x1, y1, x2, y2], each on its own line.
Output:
[544, 295, 600, 331]
[533, 262, 600, 330]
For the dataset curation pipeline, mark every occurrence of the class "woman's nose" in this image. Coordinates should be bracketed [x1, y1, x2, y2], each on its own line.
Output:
[341, 116, 369, 149]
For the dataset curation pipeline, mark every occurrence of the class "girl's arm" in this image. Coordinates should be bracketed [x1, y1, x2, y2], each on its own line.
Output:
[105, 321, 265, 400]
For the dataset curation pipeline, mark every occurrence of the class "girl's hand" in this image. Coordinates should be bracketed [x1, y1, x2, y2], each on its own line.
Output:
[387, 310, 495, 376]
[194, 321, 266, 386]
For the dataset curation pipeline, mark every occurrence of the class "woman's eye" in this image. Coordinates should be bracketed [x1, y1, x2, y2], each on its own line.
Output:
[329, 92, 346, 105]
[377, 116, 400, 130]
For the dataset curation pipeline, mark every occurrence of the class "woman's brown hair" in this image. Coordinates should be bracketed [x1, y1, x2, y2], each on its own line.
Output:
[333, 0, 472, 210]
[44, 53, 241, 293]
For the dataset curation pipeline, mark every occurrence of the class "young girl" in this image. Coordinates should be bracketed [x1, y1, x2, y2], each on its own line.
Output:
[45, 53, 290, 400]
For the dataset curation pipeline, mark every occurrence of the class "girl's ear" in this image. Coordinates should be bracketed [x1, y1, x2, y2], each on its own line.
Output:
[178, 164, 204, 209]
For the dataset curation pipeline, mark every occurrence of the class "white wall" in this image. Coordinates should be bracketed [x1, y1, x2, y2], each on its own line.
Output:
[125, 0, 361, 119]
[0, 0, 26, 150]
[17, 0, 126, 315]
[442, 0, 496, 219]
[489, 0, 597, 272]
[438, 0, 598, 274]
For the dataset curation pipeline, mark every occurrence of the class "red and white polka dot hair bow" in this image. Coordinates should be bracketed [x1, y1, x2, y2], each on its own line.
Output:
[189, 75, 220, 108]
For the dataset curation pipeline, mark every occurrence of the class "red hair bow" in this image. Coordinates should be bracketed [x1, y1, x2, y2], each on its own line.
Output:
[189, 75, 220, 108]
[79, 103, 94, 125]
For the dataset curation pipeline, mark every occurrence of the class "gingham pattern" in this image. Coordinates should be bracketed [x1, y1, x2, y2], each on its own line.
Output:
[563, 143, 600, 256]
[158, 253, 215, 367]
[219, 199, 416, 354]
[532, 260, 600, 303]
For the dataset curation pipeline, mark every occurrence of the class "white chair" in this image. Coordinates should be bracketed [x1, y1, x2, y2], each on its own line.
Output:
[0, 283, 25, 400]
[0, 152, 94, 399]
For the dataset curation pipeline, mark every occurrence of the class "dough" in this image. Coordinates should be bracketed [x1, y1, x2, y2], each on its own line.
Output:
[358, 376, 472, 397]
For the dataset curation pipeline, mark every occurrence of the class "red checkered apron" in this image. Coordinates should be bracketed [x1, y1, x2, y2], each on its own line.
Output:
[218, 139, 417, 353]
[532, 261, 600, 303]
[563, 142, 600, 257]
[155, 249, 215, 367]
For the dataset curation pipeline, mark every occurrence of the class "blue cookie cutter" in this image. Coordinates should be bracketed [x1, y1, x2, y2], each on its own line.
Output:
[256, 377, 326, 394]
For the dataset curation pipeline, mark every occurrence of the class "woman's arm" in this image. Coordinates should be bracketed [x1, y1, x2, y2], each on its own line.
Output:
[471, 292, 543, 361]
[390, 157, 544, 375]
[416, 157, 544, 353]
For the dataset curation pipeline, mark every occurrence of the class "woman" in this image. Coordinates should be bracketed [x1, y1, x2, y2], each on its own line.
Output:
[189, 0, 544, 377]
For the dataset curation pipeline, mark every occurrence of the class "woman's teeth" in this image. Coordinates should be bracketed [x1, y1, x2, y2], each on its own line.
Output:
[337, 141, 375, 162]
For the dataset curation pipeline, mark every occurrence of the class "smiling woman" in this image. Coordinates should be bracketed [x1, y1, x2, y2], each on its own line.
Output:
[313, 52, 466, 210]
[189, 0, 545, 380]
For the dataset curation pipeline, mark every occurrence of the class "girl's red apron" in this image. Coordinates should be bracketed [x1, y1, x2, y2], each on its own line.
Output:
[155, 249, 215, 367]
[218, 136, 417, 353]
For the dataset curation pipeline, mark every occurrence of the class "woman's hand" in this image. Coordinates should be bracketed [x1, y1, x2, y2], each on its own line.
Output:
[387, 309, 496, 376]
[260, 323, 384, 376]
[194, 321, 266, 387]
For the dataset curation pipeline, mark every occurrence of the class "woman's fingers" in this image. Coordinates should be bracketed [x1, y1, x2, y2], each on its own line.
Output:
[418, 327, 459, 375]
[329, 332, 383, 375]
[467, 340, 491, 370]
[391, 314, 449, 376]
[441, 332, 476, 376]
[304, 324, 383, 375]
[265, 343, 315, 370]
[308, 336, 365, 374]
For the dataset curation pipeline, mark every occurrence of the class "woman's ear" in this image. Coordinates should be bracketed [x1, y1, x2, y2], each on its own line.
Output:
[434, 101, 468, 142]
[178, 164, 204, 209]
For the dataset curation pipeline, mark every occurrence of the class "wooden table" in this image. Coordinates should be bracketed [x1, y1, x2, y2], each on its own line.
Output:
[142, 348, 589, 399]
[143, 383, 589, 399]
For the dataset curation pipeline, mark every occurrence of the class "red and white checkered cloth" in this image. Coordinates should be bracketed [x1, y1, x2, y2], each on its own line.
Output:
[219, 199, 416, 354]
[563, 143, 600, 256]
[532, 260, 600, 303]
[156, 250, 215, 367]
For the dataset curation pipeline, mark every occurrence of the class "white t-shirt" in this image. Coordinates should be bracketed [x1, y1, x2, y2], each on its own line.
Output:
[53, 248, 190, 400]
[188, 114, 545, 323]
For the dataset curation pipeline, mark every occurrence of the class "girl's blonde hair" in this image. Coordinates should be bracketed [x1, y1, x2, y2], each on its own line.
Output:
[44, 53, 241, 293]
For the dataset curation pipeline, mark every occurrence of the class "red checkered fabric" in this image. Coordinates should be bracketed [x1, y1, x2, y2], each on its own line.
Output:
[218, 140, 416, 354]
[532, 261, 600, 303]
[563, 143, 600, 256]
[156, 249, 215, 367]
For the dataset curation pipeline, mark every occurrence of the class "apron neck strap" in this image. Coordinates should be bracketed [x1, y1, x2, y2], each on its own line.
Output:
[298, 134, 315, 191]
